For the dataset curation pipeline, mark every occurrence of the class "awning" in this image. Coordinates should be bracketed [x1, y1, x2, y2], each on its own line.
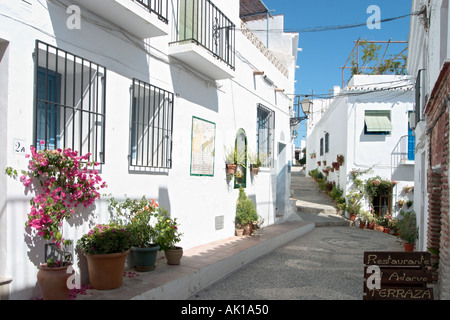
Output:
[365, 112, 392, 132]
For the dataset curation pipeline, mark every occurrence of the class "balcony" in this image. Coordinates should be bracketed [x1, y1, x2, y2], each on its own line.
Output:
[71, 0, 169, 39]
[391, 135, 415, 178]
[168, 0, 235, 80]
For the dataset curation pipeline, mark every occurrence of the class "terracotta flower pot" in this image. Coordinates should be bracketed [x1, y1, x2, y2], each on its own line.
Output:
[374, 224, 384, 232]
[243, 223, 253, 236]
[383, 227, 390, 234]
[226, 164, 237, 175]
[165, 247, 183, 265]
[37, 263, 73, 300]
[85, 249, 130, 290]
[235, 228, 244, 236]
[404, 243, 415, 252]
[349, 214, 356, 221]
[367, 222, 375, 230]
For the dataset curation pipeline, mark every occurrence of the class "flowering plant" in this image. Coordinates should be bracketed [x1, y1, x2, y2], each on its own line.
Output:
[5, 147, 107, 254]
[154, 209, 182, 251]
[378, 212, 395, 228]
[76, 223, 132, 255]
[109, 196, 159, 248]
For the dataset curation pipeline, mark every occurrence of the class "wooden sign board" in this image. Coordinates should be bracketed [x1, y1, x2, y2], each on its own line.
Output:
[363, 251, 433, 300]
[364, 251, 431, 267]
[364, 287, 434, 300]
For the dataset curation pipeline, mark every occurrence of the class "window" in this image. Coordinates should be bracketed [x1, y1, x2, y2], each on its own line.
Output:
[130, 79, 174, 169]
[325, 132, 329, 153]
[34, 41, 106, 163]
[364, 110, 392, 135]
[257, 104, 274, 167]
[320, 138, 324, 156]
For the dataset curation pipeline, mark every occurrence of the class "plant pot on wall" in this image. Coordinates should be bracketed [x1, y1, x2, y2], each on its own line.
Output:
[226, 164, 237, 175]
[37, 263, 74, 300]
[84, 250, 130, 290]
[131, 245, 159, 272]
[165, 247, 183, 265]
[235, 228, 244, 236]
[403, 243, 415, 252]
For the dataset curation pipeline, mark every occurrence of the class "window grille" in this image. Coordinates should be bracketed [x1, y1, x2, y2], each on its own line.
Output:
[257, 103, 274, 168]
[34, 40, 106, 163]
[320, 138, 324, 156]
[325, 132, 329, 153]
[130, 78, 174, 169]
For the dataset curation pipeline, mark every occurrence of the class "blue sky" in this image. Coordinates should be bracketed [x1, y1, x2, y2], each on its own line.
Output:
[261, 0, 412, 147]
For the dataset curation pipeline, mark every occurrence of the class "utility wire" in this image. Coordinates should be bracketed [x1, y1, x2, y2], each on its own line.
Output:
[240, 11, 421, 33]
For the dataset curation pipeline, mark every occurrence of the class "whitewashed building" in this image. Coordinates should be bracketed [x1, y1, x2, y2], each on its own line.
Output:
[0, 0, 298, 299]
[408, 0, 450, 299]
[306, 75, 415, 217]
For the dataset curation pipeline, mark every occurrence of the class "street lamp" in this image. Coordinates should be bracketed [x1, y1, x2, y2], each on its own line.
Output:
[290, 96, 312, 127]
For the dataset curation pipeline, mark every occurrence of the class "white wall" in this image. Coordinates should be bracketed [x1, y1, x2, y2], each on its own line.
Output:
[306, 75, 414, 214]
[0, 0, 296, 299]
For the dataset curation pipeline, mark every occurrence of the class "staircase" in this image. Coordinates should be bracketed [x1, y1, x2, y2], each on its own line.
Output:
[290, 166, 349, 227]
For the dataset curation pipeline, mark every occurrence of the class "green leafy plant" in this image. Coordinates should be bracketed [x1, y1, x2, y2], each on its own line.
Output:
[109, 196, 159, 247]
[235, 188, 258, 227]
[154, 209, 182, 252]
[396, 211, 419, 245]
[248, 151, 269, 169]
[76, 223, 132, 255]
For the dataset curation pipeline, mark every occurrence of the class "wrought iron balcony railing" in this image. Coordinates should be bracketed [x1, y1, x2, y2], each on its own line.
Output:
[135, 0, 169, 23]
[171, 0, 236, 70]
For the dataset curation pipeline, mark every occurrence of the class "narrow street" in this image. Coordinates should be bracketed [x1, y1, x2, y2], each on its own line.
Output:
[189, 167, 402, 300]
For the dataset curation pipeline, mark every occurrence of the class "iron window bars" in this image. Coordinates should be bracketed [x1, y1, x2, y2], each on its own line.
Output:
[257, 103, 274, 168]
[172, 0, 236, 70]
[130, 78, 174, 169]
[34, 40, 106, 164]
[135, 0, 169, 23]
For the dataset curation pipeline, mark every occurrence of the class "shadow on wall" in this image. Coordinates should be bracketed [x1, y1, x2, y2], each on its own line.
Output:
[48, 2, 151, 82]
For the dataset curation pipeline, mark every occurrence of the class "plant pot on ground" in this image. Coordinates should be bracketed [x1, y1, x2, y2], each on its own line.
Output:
[5, 147, 107, 299]
[396, 210, 419, 252]
[155, 209, 183, 265]
[37, 256, 74, 300]
[77, 223, 132, 290]
[109, 196, 161, 272]
[235, 188, 258, 236]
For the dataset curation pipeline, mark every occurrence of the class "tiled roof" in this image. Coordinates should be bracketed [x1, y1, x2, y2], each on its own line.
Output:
[240, 0, 270, 22]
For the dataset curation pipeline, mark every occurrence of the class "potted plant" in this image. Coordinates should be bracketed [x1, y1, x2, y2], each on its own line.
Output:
[76, 223, 132, 289]
[396, 200, 405, 208]
[5, 147, 106, 299]
[357, 210, 372, 229]
[155, 210, 183, 265]
[337, 154, 344, 165]
[396, 211, 419, 251]
[235, 188, 258, 235]
[406, 200, 414, 208]
[345, 191, 362, 221]
[109, 196, 160, 272]
[248, 151, 268, 176]
[225, 146, 238, 175]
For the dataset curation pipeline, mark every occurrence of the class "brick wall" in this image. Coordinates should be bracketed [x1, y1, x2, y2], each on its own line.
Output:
[425, 62, 450, 299]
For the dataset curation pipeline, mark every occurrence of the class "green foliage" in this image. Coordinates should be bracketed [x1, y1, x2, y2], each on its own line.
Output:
[77, 223, 133, 255]
[109, 196, 159, 247]
[364, 176, 396, 199]
[154, 209, 182, 251]
[235, 188, 258, 227]
[350, 39, 407, 77]
[396, 211, 419, 245]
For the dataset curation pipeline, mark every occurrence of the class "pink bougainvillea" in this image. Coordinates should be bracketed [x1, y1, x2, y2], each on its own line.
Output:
[6, 147, 107, 247]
